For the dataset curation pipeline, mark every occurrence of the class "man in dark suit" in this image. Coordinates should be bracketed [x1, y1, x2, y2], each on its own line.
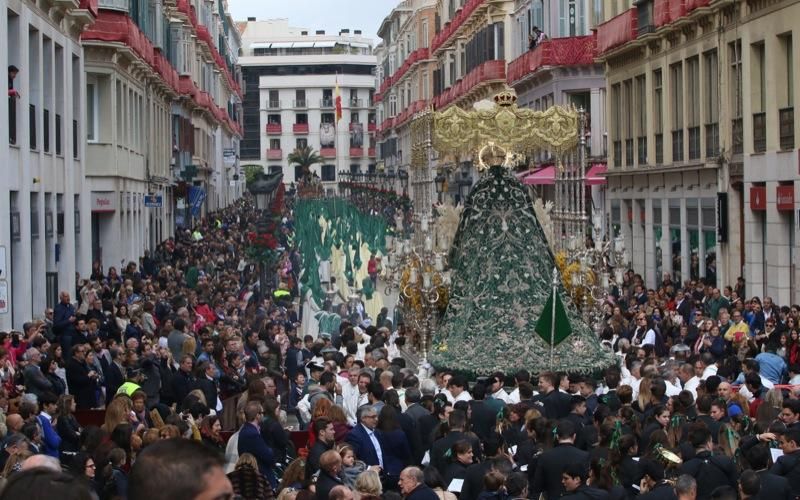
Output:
[531, 420, 590, 500]
[237, 401, 277, 489]
[743, 443, 792, 500]
[536, 372, 572, 420]
[404, 388, 431, 463]
[460, 439, 511, 500]
[194, 361, 219, 412]
[306, 418, 336, 480]
[676, 289, 693, 326]
[469, 383, 500, 442]
[53, 291, 78, 354]
[430, 409, 482, 476]
[345, 405, 383, 467]
[315, 450, 344, 500]
[399, 466, 439, 500]
[770, 428, 800, 498]
[65, 344, 99, 409]
[679, 424, 737, 499]
[170, 355, 197, 409]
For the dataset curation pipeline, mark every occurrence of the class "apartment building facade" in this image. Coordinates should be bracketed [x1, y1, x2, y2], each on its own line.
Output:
[598, 0, 799, 302]
[1, 0, 96, 330]
[506, 0, 608, 220]
[238, 19, 377, 187]
[374, 0, 437, 184]
[81, 0, 243, 269]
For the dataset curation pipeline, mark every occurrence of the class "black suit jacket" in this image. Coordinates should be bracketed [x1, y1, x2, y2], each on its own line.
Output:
[531, 443, 589, 500]
[195, 376, 218, 410]
[757, 469, 792, 500]
[315, 470, 343, 500]
[680, 451, 737, 500]
[460, 461, 493, 500]
[469, 400, 498, 441]
[770, 450, 800, 499]
[65, 357, 96, 409]
[637, 482, 678, 500]
[538, 390, 572, 420]
[430, 430, 482, 476]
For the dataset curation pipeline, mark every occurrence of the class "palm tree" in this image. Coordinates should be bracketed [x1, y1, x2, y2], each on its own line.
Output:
[287, 146, 323, 181]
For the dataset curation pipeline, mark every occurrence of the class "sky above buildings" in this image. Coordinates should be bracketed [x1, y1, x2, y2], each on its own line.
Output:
[229, 0, 397, 42]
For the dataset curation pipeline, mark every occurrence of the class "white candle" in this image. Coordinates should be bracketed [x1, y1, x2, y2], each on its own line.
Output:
[404, 240, 412, 255]
[601, 274, 609, 289]
[421, 216, 429, 233]
[423, 271, 432, 289]
[410, 267, 418, 283]
[615, 268, 624, 285]
[424, 235, 433, 252]
[434, 254, 444, 271]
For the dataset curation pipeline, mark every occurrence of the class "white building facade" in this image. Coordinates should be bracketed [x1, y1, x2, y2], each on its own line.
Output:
[0, 0, 95, 329]
[239, 19, 377, 186]
[82, 0, 243, 269]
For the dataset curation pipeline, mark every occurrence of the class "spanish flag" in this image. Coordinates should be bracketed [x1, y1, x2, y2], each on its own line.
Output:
[334, 75, 342, 123]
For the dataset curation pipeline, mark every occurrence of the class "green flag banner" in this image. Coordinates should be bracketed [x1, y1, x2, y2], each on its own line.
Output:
[534, 288, 573, 346]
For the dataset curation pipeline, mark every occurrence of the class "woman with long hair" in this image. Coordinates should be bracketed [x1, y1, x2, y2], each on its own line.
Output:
[639, 404, 670, 452]
[115, 304, 130, 334]
[376, 404, 411, 480]
[588, 457, 626, 500]
[102, 396, 133, 434]
[423, 466, 457, 500]
[609, 434, 640, 499]
[199, 414, 225, 451]
[261, 398, 290, 464]
[69, 451, 99, 496]
[41, 357, 67, 395]
[327, 404, 352, 443]
[227, 453, 274, 500]
[56, 394, 82, 456]
[277, 457, 306, 493]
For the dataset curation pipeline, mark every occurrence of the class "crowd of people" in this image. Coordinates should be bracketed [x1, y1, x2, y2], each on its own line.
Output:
[3, 186, 800, 500]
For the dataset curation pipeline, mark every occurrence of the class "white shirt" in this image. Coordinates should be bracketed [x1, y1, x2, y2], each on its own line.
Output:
[364, 424, 384, 467]
[507, 387, 521, 404]
[492, 388, 513, 404]
[702, 364, 718, 380]
[664, 379, 683, 397]
[341, 382, 362, 426]
[682, 376, 701, 398]
[446, 390, 472, 404]
[737, 375, 776, 401]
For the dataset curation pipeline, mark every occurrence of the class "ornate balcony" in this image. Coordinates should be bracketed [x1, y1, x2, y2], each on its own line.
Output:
[432, 60, 505, 110]
[507, 36, 596, 86]
[266, 123, 282, 135]
[350, 147, 364, 158]
[431, 0, 488, 54]
[321, 147, 336, 158]
[377, 47, 431, 94]
[266, 149, 282, 160]
[597, 9, 638, 55]
[293, 123, 309, 134]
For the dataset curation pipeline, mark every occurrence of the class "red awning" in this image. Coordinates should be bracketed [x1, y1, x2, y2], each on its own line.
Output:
[515, 168, 536, 180]
[586, 163, 607, 185]
[522, 166, 555, 185]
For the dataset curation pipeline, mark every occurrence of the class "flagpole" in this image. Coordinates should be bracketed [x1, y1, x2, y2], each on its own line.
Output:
[550, 267, 558, 369]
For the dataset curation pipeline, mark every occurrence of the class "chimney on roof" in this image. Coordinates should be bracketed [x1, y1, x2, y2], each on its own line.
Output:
[316, 30, 325, 35]
[301, 30, 308, 35]
[354, 30, 362, 35]
[247, 16, 255, 21]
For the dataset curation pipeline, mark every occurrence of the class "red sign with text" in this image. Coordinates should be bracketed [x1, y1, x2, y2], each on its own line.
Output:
[750, 186, 767, 211]
[777, 185, 795, 211]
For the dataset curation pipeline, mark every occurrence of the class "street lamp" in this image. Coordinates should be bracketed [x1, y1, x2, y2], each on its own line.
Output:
[398, 169, 409, 194]
[434, 172, 447, 203]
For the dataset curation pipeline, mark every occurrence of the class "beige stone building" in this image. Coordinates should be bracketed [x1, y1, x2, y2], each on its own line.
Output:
[598, 0, 799, 302]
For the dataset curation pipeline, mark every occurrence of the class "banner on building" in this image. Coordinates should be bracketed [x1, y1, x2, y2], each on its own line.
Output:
[0, 281, 8, 314]
[91, 192, 117, 213]
[188, 187, 206, 217]
[144, 194, 163, 208]
[223, 149, 237, 165]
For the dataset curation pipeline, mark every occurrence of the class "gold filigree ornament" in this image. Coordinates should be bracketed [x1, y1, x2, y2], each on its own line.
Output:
[432, 90, 580, 166]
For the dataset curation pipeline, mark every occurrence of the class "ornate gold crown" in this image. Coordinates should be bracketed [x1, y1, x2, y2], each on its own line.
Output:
[493, 91, 517, 107]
